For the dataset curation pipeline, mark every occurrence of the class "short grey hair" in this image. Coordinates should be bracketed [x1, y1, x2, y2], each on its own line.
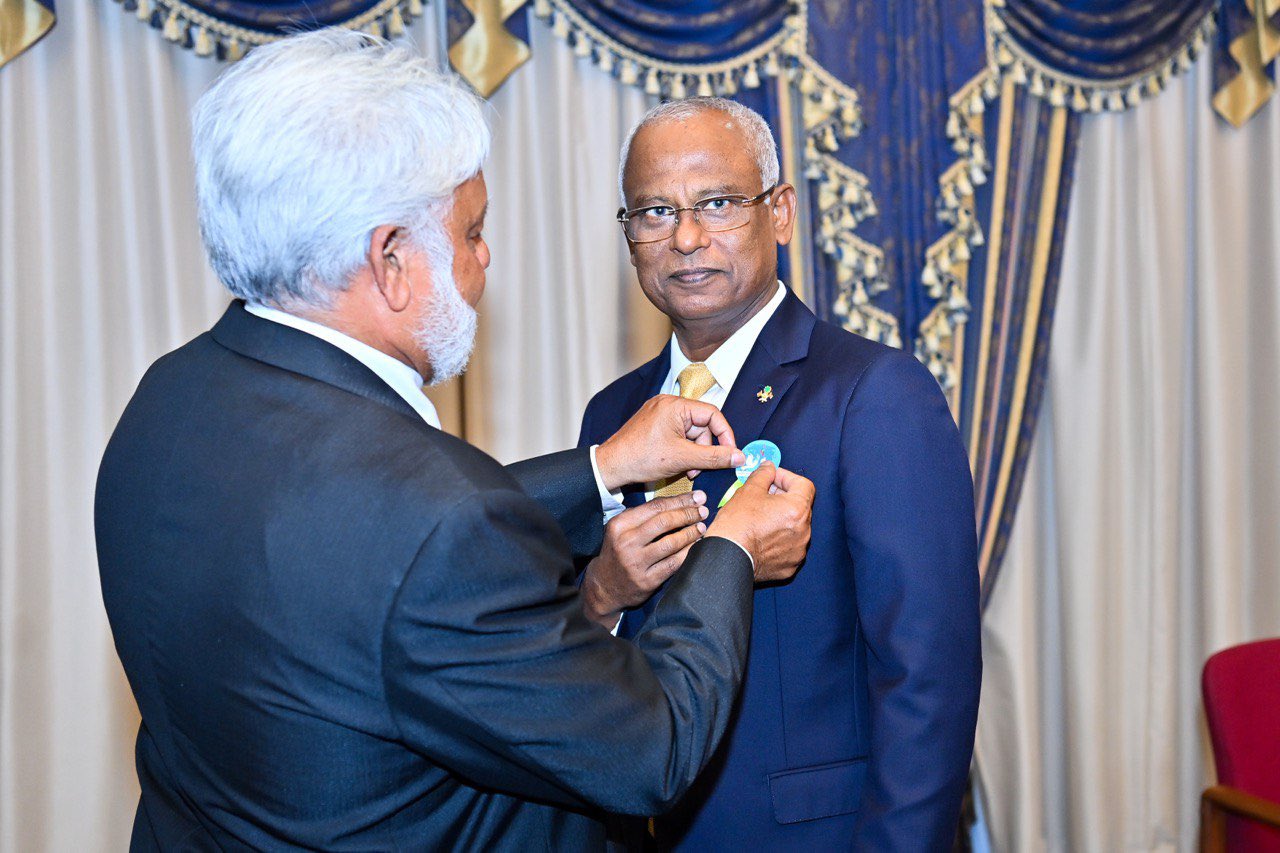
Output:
[617, 97, 779, 206]
[192, 29, 490, 308]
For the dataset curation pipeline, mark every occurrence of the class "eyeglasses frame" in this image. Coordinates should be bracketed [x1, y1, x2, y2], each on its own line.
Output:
[616, 185, 779, 244]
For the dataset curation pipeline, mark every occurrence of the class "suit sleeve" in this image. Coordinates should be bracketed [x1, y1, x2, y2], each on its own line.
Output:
[505, 447, 603, 558]
[381, 486, 753, 816]
[840, 350, 981, 851]
[576, 400, 597, 450]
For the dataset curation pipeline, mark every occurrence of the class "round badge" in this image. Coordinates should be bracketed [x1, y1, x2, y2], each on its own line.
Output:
[735, 439, 782, 480]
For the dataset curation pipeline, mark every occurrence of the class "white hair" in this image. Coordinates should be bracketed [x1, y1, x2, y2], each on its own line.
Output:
[192, 28, 490, 309]
[617, 97, 779, 206]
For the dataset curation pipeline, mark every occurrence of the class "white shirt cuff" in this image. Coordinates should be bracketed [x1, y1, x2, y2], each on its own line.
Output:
[589, 444, 626, 523]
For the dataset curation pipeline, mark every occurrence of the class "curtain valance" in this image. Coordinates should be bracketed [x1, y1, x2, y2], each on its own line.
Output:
[109, 0, 426, 60]
[990, 0, 1218, 112]
[529, 0, 796, 98]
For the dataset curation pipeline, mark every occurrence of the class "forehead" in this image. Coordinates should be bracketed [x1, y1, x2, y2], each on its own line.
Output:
[624, 111, 762, 198]
[454, 173, 487, 217]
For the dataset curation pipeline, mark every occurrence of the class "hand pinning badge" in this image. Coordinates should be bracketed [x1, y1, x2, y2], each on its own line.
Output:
[718, 439, 782, 507]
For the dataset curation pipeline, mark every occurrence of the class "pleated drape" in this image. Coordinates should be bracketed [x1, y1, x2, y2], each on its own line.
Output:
[4, 3, 1278, 851]
[0, 6, 657, 847]
[977, 56, 1280, 852]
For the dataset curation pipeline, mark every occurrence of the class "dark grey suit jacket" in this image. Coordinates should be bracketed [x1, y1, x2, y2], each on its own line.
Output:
[96, 301, 753, 851]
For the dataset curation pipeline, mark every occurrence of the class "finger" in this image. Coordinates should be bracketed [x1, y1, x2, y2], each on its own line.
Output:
[691, 428, 713, 447]
[681, 401, 738, 456]
[738, 461, 777, 494]
[771, 466, 816, 501]
[678, 442, 747, 476]
[641, 505, 708, 543]
[645, 519, 704, 562]
[647, 533, 702, 584]
[612, 491, 705, 531]
[685, 429, 714, 479]
[642, 491, 707, 521]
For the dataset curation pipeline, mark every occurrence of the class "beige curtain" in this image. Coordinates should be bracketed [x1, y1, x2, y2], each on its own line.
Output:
[1, 2, 220, 847]
[456, 16, 664, 461]
[0, 5, 658, 848]
[976, 55, 1280, 852]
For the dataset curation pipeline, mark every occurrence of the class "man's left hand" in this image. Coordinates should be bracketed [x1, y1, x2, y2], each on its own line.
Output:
[595, 395, 745, 492]
[580, 492, 709, 629]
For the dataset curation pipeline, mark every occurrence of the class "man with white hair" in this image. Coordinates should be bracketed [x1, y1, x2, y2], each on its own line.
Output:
[578, 97, 981, 850]
[95, 32, 814, 851]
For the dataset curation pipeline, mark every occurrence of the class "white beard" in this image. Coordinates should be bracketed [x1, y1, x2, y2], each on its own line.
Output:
[412, 222, 477, 386]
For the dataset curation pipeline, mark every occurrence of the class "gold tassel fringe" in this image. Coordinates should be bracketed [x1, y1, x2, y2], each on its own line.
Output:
[111, 0, 426, 61]
[986, 0, 1217, 114]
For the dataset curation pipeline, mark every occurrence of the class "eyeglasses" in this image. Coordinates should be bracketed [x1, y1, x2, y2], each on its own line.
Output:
[617, 185, 777, 243]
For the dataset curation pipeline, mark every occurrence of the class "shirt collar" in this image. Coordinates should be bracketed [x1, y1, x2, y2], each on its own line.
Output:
[244, 302, 442, 429]
[668, 281, 787, 394]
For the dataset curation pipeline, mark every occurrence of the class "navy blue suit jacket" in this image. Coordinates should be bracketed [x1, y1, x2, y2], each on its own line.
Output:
[96, 301, 756, 851]
[578, 289, 982, 851]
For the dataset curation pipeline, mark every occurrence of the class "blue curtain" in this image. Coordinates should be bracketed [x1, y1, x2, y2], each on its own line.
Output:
[998, 0, 1216, 80]
[526, 0, 1220, 603]
[561, 0, 790, 64]
[104, 0, 426, 60]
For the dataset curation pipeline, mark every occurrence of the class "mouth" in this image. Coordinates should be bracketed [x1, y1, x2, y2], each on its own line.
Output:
[668, 267, 722, 285]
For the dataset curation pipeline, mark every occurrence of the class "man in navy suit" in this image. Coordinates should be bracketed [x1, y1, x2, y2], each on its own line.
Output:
[578, 98, 982, 850]
[95, 34, 816, 851]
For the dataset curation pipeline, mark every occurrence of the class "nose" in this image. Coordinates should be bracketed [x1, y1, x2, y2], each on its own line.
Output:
[671, 209, 711, 255]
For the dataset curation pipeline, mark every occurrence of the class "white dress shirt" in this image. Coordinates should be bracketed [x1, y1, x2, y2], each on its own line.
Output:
[659, 280, 787, 409]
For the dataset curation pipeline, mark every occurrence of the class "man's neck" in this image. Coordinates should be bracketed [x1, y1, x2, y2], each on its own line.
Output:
[672, 281, 777, 362]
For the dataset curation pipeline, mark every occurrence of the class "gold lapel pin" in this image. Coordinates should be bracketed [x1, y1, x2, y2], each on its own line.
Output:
[756, 385, 774, 403]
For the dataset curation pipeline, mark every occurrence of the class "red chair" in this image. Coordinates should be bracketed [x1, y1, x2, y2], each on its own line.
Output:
[1201, 638, 1280, 852]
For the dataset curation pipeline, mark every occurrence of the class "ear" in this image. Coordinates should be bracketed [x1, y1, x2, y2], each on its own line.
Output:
[367, 225, 413, 313]
[620, 222, 639, 268]
[771, 183, 798, 248]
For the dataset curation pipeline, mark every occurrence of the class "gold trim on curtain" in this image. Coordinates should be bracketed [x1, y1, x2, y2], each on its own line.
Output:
[775, 70, 810, 306]
[985, 0, 1216, 114]
[967, 76, 1017, 478]
[108, 0, 423, 62]
[449, 0, 531, 98]
[977, 104, 1069, 582]
[0, 0, 54, 69]
[1212, 0, 1280, 127]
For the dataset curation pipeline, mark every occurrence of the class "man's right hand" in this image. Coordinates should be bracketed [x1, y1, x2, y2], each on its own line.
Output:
[708, 463, 815, 584]
[595, 395, 746, 492]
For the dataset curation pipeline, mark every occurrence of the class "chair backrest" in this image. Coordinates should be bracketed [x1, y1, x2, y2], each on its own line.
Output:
[1203, 637, 1280, 851]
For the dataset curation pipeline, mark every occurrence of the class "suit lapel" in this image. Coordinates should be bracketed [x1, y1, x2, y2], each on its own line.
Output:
[697, 289, 816, 522]
[209, 300, 422, 423]
[622, 291, 815, 638]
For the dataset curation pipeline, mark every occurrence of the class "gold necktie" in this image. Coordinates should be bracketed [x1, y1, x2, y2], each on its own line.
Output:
[654, 362, 718, 496]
